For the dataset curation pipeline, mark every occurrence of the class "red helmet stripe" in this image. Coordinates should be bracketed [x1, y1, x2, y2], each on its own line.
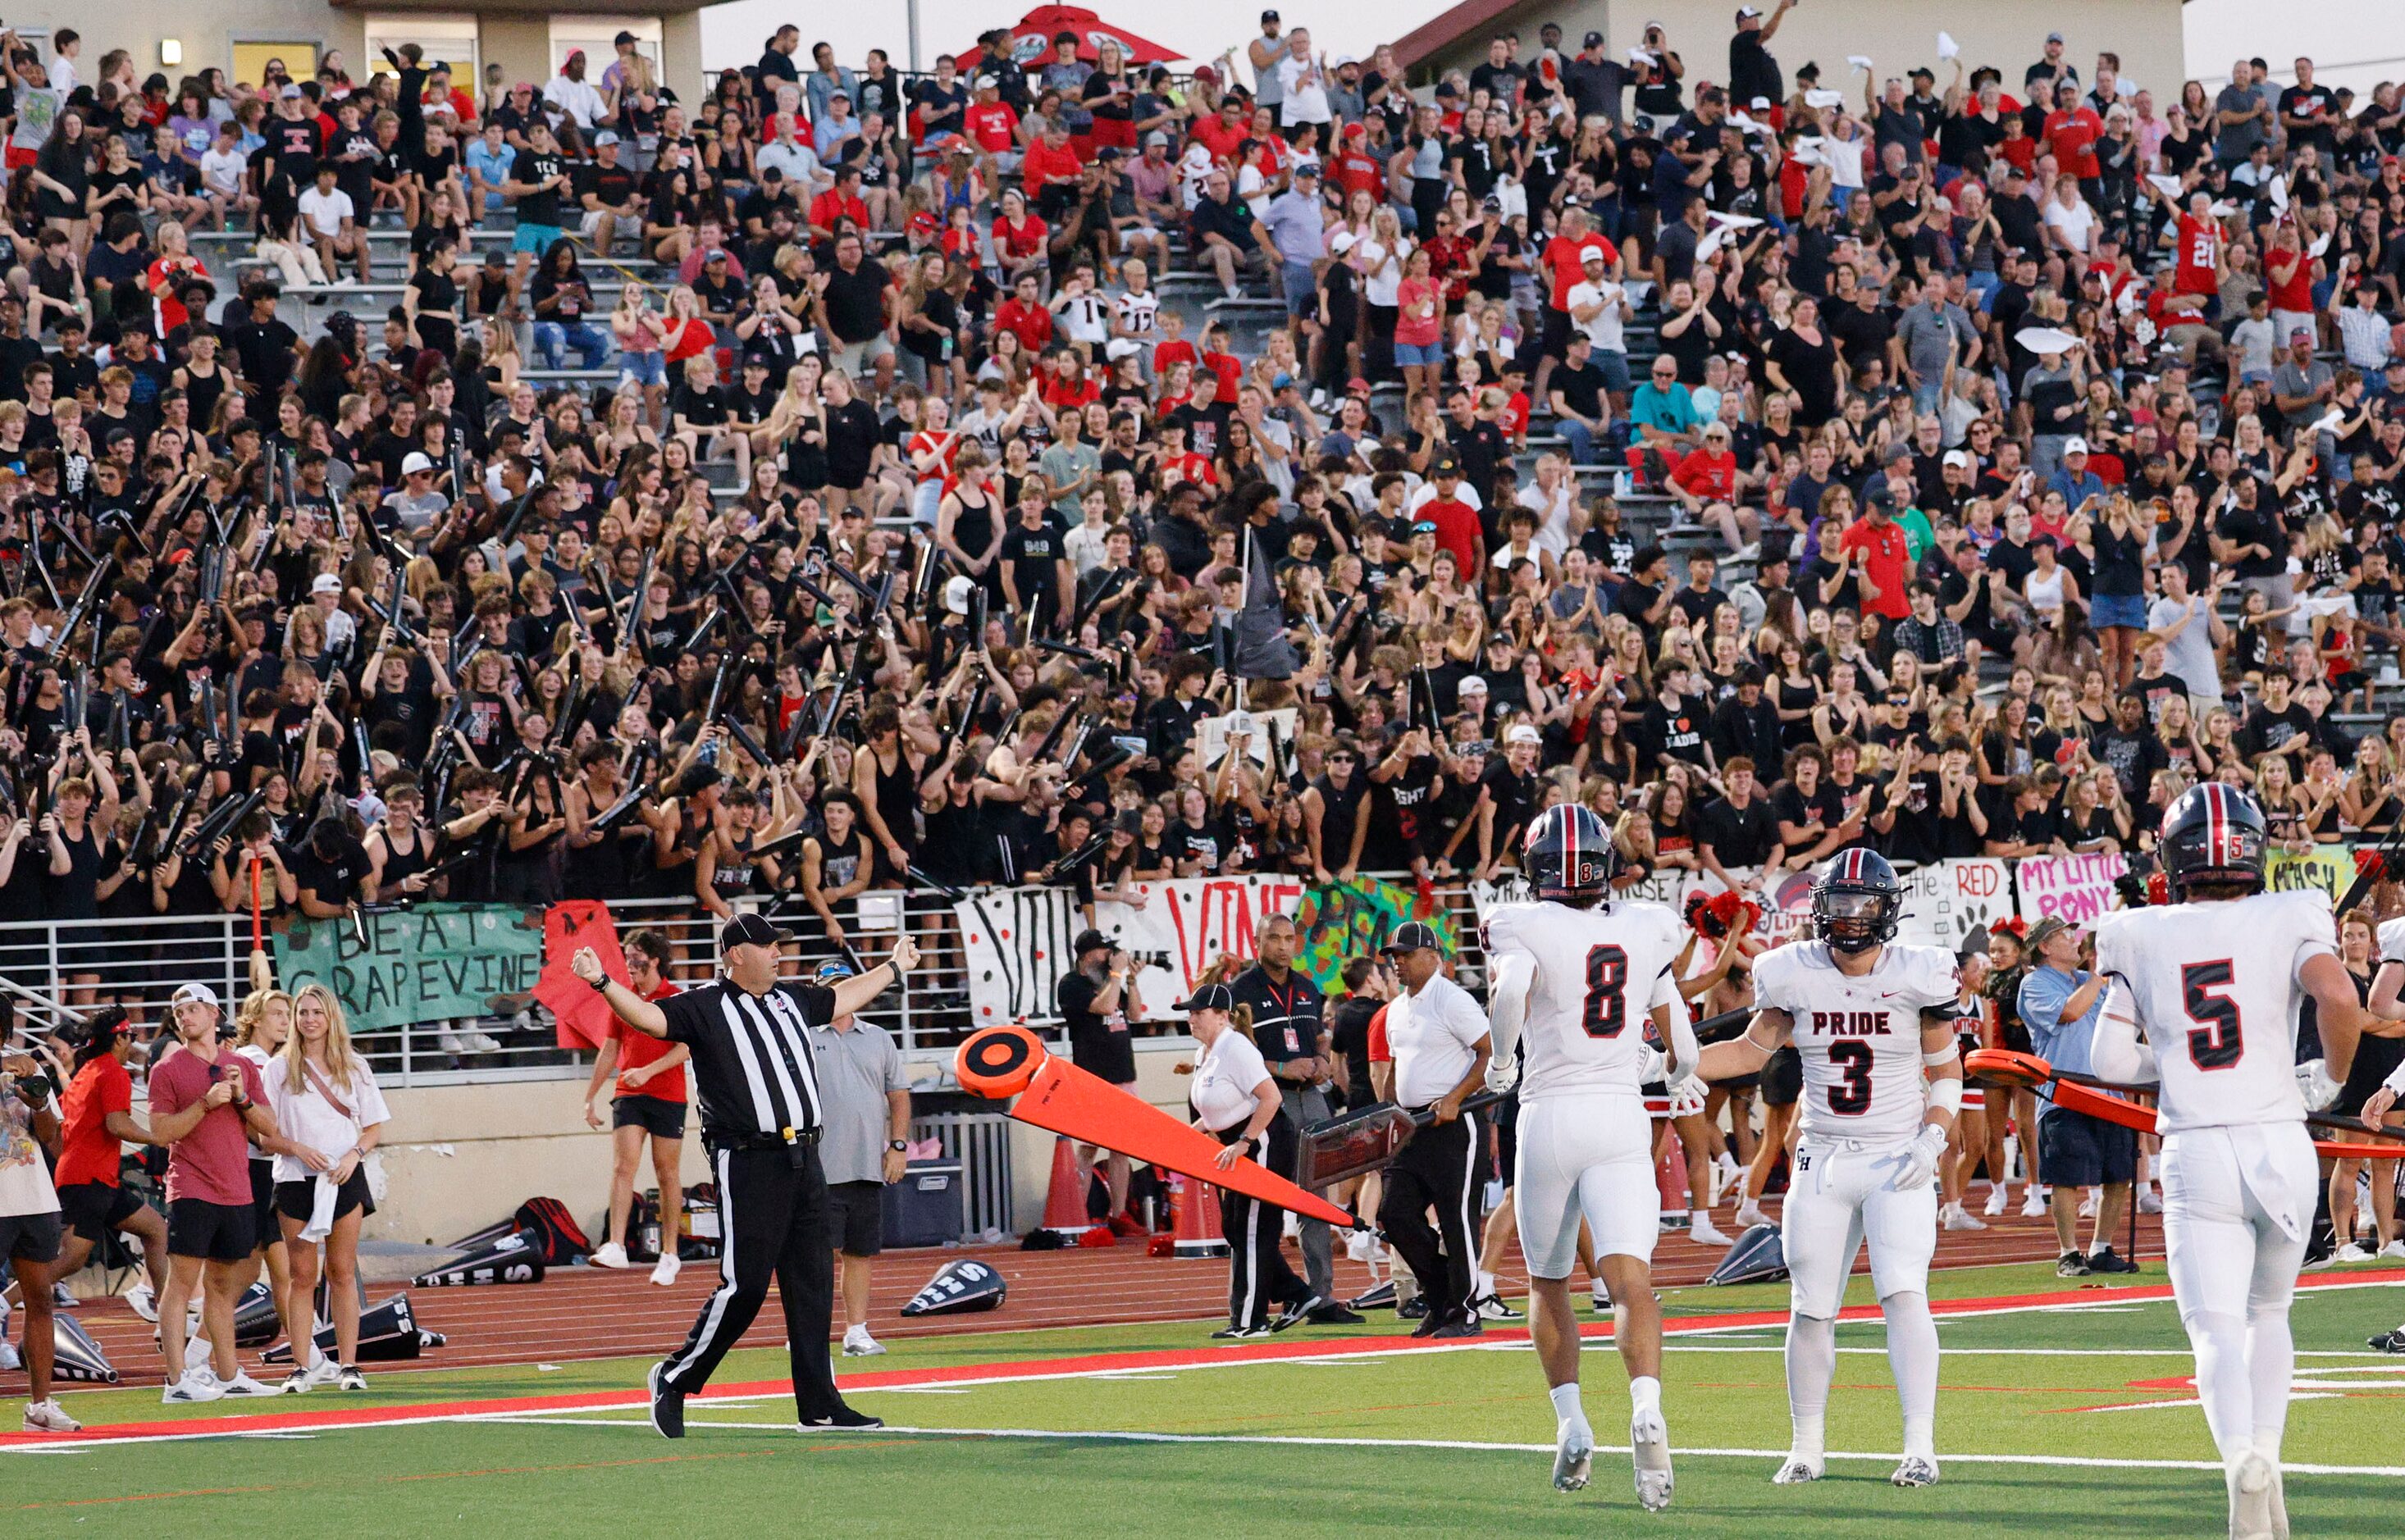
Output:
[1563, 806, 1577, 878]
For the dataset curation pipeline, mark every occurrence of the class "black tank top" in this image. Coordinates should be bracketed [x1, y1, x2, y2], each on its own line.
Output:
[921, 796, 983, 885]
[710, 830, 759, 899]
[375, 822, 432, 886]
[871, 747, 920, 853]
[44, 823, 103, 920]
[1312, 773, 1367, 863]
[815, 828, 870, 891]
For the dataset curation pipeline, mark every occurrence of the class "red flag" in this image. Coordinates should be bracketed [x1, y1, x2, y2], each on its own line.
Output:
[536, 901, 626, 1050]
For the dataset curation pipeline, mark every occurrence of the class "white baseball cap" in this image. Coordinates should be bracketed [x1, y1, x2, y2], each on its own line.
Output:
[1580, 244, 1609, 264]
[1459, 676, 1490, 695]
[1330, 230, 1357, 255]
[311, 572, 343, 595]
[401, 450, 437, 476]
[2065, 436, 2090, 455]
[1505, 723, 1542, 745]
[171, 982, 221, 1010]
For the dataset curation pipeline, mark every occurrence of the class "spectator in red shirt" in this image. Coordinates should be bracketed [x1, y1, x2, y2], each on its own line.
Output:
[1020, 119, 1085, 212]
[2040, 79, 2103, 184]
[50, 1007, 169, 1317]
[993, 272, 1056, 352]
[147, 982, 307, 1401]
[964, 75, 1022, 175]
[808, 166, 871, 235]
[582, 929, 691, 1287]
[1417, 459, 1485, 577]
[1838, 500, 1914, 621]
[992, 188, 1051, 289]
[1329, 122, 1385, 203]
[1190, 97, 1249, 167]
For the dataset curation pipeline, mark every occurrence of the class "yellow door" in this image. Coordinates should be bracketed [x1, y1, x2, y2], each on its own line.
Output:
[233, 42, 319, 93]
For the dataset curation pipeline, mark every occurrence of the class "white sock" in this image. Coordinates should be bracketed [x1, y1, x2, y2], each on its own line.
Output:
[1550, 1382, 1586, 1427]
[1476, 1269, 1496, 1298]
[1786, 1313, 1837, 1456]
[1882, 1291, 1940, 1458]
[1628, 1374, 1662, 1419]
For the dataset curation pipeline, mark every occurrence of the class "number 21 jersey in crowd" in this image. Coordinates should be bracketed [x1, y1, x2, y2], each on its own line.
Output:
[1751, 940, 1961, 1143]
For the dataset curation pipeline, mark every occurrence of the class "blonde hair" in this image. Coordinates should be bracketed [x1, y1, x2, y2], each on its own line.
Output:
[283, 982, 363, 1096]
[235, 988, 294, 1049]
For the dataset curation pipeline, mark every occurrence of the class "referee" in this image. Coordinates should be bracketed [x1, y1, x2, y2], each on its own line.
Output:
[1374, 920, 1491, 1340]
[572, 913, 916, 1437]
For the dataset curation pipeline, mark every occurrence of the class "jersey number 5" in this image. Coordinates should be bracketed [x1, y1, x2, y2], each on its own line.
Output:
[2180, 959, 2243, 1070]
[1581, 945, 1629, 1038]
[1827, 1041, 1873, 1115]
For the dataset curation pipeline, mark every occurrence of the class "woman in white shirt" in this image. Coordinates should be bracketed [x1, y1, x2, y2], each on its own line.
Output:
[1182, 982, 1315, 1339]
[231, 990, 295, 1373]
[2041, 174, 2098, 258]
[267, 984, 390, 1393]
[1355, 207, 1409, 383]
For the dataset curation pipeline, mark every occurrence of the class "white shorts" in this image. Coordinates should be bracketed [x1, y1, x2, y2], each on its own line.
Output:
[2160, 1122, 2317, 1328]
[1516, 1091, 1657, 1278]
[1782, 1135, 1937, 1318]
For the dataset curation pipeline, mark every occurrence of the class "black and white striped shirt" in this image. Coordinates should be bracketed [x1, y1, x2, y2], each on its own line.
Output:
[659, 980, 836, 1144]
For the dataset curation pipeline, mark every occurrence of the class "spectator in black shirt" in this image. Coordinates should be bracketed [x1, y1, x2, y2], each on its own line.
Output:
[290, 818, 374, 918]
[1056, 927, 1143, 1228]
[1708, 664, 1784, 770]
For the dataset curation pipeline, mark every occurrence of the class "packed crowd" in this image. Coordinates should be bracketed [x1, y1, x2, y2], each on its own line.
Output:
[0, 9, 2401, 1041]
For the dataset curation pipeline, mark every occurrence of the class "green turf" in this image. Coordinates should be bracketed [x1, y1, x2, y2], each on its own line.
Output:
[11, 1261, 2405, 1536]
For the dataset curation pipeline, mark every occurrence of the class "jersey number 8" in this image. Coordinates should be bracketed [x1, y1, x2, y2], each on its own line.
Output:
[1582, 945, 1628, 1038]
[2180, 959, 2243, 1070]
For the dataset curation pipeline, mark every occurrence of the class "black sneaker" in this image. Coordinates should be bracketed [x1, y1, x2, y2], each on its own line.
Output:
[648, 1362, 685, 1439]
[800, 1405, 884, 1430]
[1211, 1324, 1266, 1341]
[1270, 1296, 1325, 1333]
[2087, 1246, 2140, 1275]
[1409, 1310, 1445, 1339]
[1346, 1280, 1397, 1311]
[1396, 1297, 1430, 1320]
[1307, 1302, 1367, 1325]
[1431, 1315, 1485, 1339]
[2055, 1250, 2092, 1278]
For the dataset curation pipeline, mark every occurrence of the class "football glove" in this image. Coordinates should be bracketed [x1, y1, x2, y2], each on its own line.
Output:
[1891, 1123, 1950, 1192]
[2297, 1059, 2343, 1113]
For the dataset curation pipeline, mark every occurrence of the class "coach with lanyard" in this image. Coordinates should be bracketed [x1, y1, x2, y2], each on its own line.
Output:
[1228, 913, 1360, 1323]
[1375, 920, 1492, 1338]
[572, 913, 916, 1437]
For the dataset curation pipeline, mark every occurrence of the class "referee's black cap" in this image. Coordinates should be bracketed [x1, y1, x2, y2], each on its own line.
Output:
[1177, 982, 1237, 1015]
[1380, 920, 1444, 957]
[719, 913, 792, 952]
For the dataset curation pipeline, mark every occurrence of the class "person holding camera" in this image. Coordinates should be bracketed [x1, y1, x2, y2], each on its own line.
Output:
[1058, 928, 1147, 1235]
[147, 982, 316, 1402]
[2, 1040, 76, 1431]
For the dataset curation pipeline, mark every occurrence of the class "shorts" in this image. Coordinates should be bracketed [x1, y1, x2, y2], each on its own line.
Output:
[57, 1180, 146, 1243]
[826, 1178, 885, 1256]
[249, 1160, 279, 1245]
[618, 352, 668, 388]
[1782, 1135, 1937, 1317]
[2038, 1105, 2138, 1187]
[1394, 339, 1444, 367]
[614, 1093, 689, 1140]
[2334, 1032, 2405, 1119]
[1960, 1081, 1987, 1112]
[2090, 592, 2148, 631]
[167, 1196, 256, 1264]
[274, 1166, 376, 1225]
[1761, 1045, 1804, 1106]
[1516, 1091, 1656, 1275]
[830, 335, 895, 376]
[512, 221, 564, 255]
[0, 1207, 62, 1265]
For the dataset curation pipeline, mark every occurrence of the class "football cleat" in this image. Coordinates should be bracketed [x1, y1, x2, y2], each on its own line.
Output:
[1891, 1455, 1940, 1488]
[1553, 1419, 1595, 1492]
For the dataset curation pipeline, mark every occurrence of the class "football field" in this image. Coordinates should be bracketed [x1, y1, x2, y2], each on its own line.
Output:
[11, 1261, 2405, 1535]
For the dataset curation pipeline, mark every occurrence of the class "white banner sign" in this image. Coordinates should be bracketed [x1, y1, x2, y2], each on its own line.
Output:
[2014, 851, 2130, 925]
[1896, 858, 2013, 951]
[1091, 875, 1307, 1018]
[957, 876, 1307, 1027]
[1193, 708, 1298, 771]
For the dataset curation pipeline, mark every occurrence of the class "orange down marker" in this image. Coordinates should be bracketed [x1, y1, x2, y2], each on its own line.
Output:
[956, 1026, 1360, 1230]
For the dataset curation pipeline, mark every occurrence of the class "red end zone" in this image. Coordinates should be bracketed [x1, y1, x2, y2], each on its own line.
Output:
[15, 1270, 2401, 1451]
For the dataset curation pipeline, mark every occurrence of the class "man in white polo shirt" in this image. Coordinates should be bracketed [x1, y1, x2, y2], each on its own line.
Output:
[1373, 920, 1491, 1339]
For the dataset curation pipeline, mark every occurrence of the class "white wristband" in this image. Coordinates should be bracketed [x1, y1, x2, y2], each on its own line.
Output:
[1928, 1080, 1963, 1115]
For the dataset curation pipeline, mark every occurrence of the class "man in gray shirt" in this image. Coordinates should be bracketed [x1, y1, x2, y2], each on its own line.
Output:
[1894, 283, 1978, 413]
[2214, 61, 2271, 166]
[1255, 165, 1328, 317]
[805, 959, 911, 1358]
[2146, 562, 2228, 718]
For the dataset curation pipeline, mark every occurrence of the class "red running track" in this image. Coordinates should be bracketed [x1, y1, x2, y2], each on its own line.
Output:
[30, 1202, 2156, 1392]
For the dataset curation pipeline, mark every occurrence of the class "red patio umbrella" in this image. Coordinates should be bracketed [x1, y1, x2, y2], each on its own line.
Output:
[957, 6, 1182, 71]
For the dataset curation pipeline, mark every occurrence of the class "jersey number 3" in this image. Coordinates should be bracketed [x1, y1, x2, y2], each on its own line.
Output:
[1581, 945, 1629, 1038]
[2180, 959, 2243, 1070]
[1827, 1041, 1873, 1114]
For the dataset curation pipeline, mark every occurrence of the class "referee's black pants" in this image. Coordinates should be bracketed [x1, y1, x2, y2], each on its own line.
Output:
[1377, 1108, 1480, 1325]
[1218, 1113, 1313, 1330]
[660, 1143, 847, 1421]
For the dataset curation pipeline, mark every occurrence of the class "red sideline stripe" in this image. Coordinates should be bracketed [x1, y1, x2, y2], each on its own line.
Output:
[16, 1270, 2402, 1450]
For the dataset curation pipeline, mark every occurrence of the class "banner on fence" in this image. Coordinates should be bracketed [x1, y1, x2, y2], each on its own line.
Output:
[2014, 851, 2130, 925]
[1092, 876, 1307, 1018]
[533, 901, 627, 1050]
[1294, 877, 1452, 992]
[2266, 845, 2355, 906]
[954, 886, 1081, 1027]
[1896, 858, 2015, 951]
[275, 904, 546, 1032]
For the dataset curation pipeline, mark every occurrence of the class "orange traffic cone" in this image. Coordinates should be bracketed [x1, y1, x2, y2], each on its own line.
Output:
[1042, 1137, 1101, 1242]
[1657, 1135, 1689, 1221]
[1171, 1172, 1230, 1260]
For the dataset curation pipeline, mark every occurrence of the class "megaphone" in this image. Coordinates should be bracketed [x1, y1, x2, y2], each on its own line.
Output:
[899, 1258, 1008, 1318]
[413, 1228, 546, 1287]
[1704, 1222, 1791, 1286]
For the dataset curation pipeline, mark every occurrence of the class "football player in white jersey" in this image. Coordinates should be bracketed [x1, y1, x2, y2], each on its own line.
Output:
[2091, 785, 2405, 1539]
[1485, 804, 1695, 1509]
[1697, 849, 1964, 1488]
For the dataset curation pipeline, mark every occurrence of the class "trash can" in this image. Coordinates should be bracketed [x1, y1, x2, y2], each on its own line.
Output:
[881, 1160, 966, 1247]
